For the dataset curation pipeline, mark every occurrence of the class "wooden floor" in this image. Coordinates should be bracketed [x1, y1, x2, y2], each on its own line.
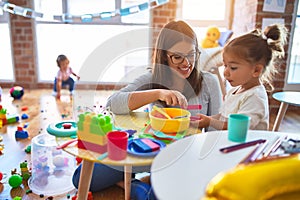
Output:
[0, 89, 299, 200]
[0, 89, 125, 200]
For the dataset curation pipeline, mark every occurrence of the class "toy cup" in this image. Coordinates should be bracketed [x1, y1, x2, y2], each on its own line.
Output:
[28, 134, 76, 196]
[107, 131, 129, 160]
[228, 114, 251, 143]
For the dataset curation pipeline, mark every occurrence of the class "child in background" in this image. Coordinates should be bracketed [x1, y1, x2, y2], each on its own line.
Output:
[53, 54, 80, 99]
[194, 24, 288, 130]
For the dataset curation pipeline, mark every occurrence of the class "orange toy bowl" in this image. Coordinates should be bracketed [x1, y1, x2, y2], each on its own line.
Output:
[149, 107, 191, 133]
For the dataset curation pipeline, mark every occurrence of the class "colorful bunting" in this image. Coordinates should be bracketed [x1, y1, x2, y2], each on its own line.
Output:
[0, 0, 168, 22]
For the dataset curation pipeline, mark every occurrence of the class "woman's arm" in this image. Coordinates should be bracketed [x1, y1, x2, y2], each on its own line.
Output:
[106, 72, 187, 114]
[128, 89, 188, 111]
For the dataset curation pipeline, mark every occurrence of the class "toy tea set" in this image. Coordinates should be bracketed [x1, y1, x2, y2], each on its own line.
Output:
[28, 105, 194, 195]
[46, 105, 194, 157]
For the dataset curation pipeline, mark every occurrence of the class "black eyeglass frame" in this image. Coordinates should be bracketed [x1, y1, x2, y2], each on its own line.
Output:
[167, 50, 201, 65]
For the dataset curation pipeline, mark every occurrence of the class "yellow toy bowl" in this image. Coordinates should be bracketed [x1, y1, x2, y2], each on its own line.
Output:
[149, 107, 191, 133]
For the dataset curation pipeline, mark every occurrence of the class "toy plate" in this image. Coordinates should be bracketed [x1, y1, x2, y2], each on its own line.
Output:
[127, 138, 166, 157]
[47, 121, 77, 137]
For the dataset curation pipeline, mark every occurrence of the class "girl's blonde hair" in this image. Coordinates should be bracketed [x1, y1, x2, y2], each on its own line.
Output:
[223, 24, 288, 91]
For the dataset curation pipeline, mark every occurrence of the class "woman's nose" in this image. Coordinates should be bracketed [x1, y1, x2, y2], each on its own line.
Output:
[183, 57, 191, 66]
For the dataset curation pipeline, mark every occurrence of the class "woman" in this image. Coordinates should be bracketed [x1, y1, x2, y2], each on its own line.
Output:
[73, 20, 222, 200]
[106, 20, 222, 119]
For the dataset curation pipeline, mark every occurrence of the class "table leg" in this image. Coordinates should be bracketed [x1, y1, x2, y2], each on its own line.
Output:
[77, 159, 95, 200]
[124, 165, 132, 200]
[272, 102, 289, 131]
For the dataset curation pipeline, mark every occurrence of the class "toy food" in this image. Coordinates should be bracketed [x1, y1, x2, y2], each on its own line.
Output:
[201, 26, 220, 48]
[204, 154, 300, 200]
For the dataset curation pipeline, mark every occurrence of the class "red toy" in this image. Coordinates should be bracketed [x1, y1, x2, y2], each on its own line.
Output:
[72, 191, 93, 200]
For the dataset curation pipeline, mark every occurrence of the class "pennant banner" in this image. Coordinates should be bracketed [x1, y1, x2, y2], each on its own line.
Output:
[0, 0, 168, 22]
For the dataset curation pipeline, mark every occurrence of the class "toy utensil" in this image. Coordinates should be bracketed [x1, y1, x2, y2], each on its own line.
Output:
[153, 105, 171, 119]
[173, 115, 189, 119]
[154, 131, 186, 141]
[56, 138, 78, 149]
[187, 104, 202, 110]
[153, 131, 178, 140]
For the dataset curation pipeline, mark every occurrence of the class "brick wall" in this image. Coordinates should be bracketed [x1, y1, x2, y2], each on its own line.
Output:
[9, 0, 36, 89]
[150, 0, 177, 46]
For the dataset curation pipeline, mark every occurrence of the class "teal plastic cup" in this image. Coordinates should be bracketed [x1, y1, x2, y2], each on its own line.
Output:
[228, 114, 251, 142]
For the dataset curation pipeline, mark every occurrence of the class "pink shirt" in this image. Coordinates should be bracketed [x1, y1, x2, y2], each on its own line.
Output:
[56, 67, 73, 81]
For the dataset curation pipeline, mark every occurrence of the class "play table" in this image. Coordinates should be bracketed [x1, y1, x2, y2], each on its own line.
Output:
[56, 111, 200, 200]
[272, 91, 300, 131]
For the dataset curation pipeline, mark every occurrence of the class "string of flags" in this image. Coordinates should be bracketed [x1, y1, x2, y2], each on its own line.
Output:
[0, 0, 168, 22]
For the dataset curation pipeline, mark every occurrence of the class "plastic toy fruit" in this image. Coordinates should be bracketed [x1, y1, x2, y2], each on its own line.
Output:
[204, 154, 300, 200]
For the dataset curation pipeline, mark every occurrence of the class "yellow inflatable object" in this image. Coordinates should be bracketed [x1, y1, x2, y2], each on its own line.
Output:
[201, 26, 220, 48]
[204, 154, 300, 200]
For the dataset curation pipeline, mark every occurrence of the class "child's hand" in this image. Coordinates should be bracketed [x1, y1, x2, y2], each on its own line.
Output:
[190, 114, 211, 129]
[56, 93, 61, 100]
[77, 75, 80, 81]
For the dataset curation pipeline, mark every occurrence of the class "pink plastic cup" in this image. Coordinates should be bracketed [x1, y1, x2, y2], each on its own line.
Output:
[107, 131, 129, 160]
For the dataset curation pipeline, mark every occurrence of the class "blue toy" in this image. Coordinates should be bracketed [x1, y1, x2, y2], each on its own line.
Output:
[47, 121, 77, 137]
[15, 126, 29, 139]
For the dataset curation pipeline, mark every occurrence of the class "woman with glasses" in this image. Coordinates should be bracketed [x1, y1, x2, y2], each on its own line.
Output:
[72, 20, 222, 200]
[106, 20, 222, 120]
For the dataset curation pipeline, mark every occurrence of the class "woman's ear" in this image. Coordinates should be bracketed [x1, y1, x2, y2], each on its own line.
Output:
[253, 64, 264, 77]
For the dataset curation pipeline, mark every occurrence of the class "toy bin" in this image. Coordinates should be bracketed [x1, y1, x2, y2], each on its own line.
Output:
[28, 133, 76, 196]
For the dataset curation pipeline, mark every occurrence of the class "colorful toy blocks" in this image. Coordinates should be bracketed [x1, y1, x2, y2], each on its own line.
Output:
[0, 105, 19, 127]
[77, 112, 113, 153]
[15, 126, 29, 139]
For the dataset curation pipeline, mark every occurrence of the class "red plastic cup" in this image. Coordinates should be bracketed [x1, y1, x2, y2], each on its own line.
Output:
[107, 131, 129, 160]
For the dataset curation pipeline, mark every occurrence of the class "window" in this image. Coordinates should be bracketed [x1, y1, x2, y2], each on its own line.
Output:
[179, 0, 233, 37]
[0, 9, 14, 81]
[34, 0, 150, 83]
[285, 0, 300, 91]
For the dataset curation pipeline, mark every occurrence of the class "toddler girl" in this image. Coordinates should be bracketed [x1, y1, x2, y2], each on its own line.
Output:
[53, 54, 80, 99]
[194, 24, 288, 130]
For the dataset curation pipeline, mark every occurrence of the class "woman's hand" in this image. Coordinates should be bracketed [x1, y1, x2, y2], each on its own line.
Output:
[158, 89, 188, 108]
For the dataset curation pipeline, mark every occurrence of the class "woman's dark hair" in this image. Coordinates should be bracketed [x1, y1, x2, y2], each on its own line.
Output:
[151, 20, 202, 99]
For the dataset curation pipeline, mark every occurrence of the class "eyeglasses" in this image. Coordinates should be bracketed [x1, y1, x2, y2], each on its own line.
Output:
[167, 51, 200, 65]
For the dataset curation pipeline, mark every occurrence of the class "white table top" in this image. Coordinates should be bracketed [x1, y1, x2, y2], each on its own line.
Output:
[151, 130, 300, 200]
[272, 91, 300, 106]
